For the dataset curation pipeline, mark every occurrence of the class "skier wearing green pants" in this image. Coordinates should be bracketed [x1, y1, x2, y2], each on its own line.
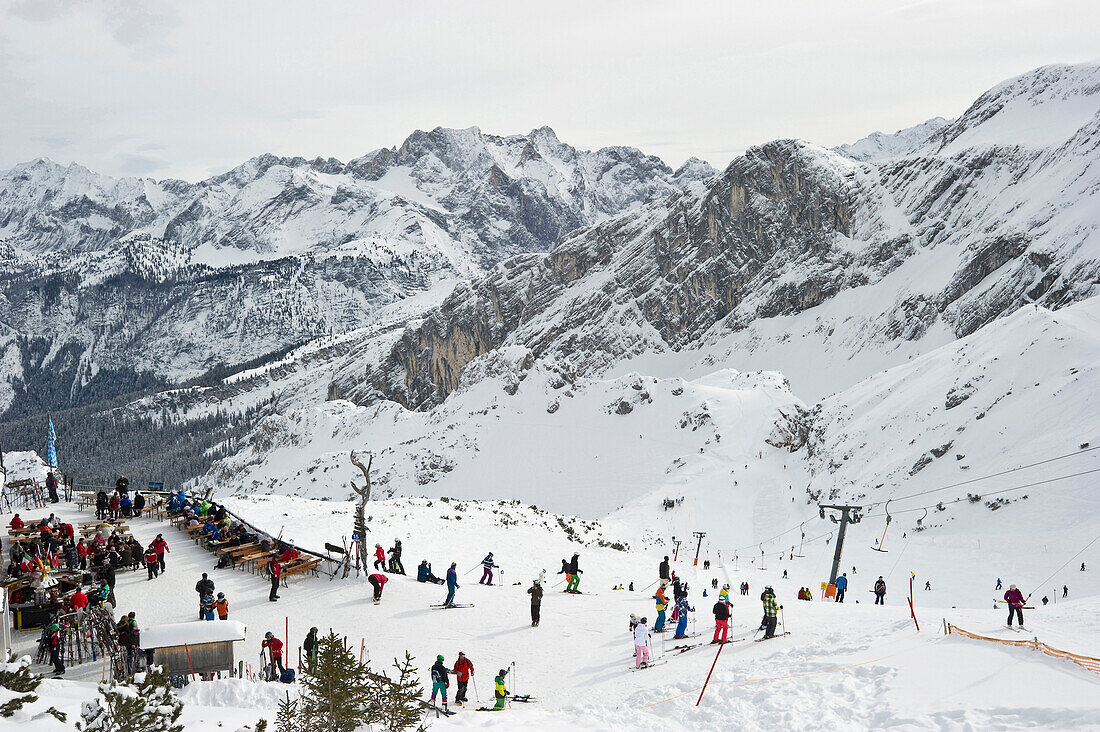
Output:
[565, 553, 582, 593]
[493, 668, 508, 710]
[430, 655, 449, 710]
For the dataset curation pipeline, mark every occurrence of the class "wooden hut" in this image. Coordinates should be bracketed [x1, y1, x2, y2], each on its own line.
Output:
[140, 621, 247, 676]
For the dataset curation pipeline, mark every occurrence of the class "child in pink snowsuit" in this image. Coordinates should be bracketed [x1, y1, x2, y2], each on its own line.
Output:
[634, 618, 650, 667]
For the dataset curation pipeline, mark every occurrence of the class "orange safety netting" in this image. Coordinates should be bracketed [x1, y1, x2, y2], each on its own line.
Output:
[945, 623, 1100, 674]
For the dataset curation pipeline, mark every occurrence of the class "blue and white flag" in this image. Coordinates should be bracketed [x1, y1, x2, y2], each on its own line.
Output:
[46, 415, 57, 469]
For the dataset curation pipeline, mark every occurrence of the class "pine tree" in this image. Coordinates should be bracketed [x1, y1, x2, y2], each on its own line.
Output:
[0, 653, 65, 721]
[298, 632, 376, 732]
[369, 653, 426, 732]
[274, 691, 300, 732]
[79, 665, 183, 732]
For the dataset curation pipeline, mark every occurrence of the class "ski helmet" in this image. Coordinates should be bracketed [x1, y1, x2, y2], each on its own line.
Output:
[722, 584, 730, 590]
[217, 592, 224, 599]
[765, 585, 773, 591]
[499, 669, 507, 676]
[641, 617, 647, 623]
[488, 552, 493, 557]
[310, 627, 318, 634]
[630, 613, 637, 619]
[437, 655, 444, 661]
[458, 651, 465, 656]
[265, 632, 273, 639]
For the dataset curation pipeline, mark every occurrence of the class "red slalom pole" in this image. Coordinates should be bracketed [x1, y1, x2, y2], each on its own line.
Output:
[696, 639, 727, 705]
[908, 576, 920, 631]
[285, 616, 289, 661]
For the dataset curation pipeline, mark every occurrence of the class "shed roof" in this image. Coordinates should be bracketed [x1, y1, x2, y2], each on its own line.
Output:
[140, 620, 247, 649]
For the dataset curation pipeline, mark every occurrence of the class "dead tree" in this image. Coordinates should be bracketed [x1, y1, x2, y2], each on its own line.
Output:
[349, 451, 373, 574]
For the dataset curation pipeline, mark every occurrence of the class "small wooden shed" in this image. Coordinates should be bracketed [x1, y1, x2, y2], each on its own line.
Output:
[140, 621, 247, 676]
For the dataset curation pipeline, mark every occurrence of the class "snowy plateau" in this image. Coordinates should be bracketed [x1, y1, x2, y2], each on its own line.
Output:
[1, 61, 1100, 731]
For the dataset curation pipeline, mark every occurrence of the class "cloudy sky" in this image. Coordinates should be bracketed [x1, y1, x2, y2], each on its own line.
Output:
[1, 0, 1096, 181]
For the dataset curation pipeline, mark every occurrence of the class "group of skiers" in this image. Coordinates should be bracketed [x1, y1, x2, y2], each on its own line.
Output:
[429, 653, 510, 711]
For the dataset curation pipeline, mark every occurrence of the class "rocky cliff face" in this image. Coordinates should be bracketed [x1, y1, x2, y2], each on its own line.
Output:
[361, 63, 1100, 408]
[0, 126, 711, 414]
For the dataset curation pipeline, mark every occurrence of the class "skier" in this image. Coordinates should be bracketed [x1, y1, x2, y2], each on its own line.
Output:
[712, 598, 731, 644]
[373, 544, 386, 571]
[874, 576, 886, 605]
[653, 588, 668, 632]
[1004, 584, 1026, 626]
[493, 668, 509, 710]
[996, 578, 1002, 590]
[452, 651, 474, 704]
[633, 617, 650, 668]
[200, 593, 216, 621]
[741, 581, 749, 596]
[1042, 596, 1049, 606]
[783, 569, 788, 579]
[46, 472, 59, 504]
[834, 573, 848, 603]
[659, 556, 670, 589]
[528, 580, 543, 626]
[673, 595, 693, 639]
[1063, 585, 1068, 598]
[925, 581, 932, 591]
[761, 585, 780, 639]
[418, 561, 444, 584]
[143, 545, 159, 580]
[444, 562, 459, 607]
[303, 627, 319, 672]
[565, 553, 582, 593]
[151, 534, 169, 572]
[215, 592, 229, 620]
[368, 572, 388, 603]
[195, 573, 215, 619]
[262, 632, 285, 680]
[430, 655, 449, 710]
[479, 552, 497, 585]
[268, 558, 282, 602]
[48, 622, 64, 675]
[719, 584, 730, 603]
[1082, 563, 1087, 572]
[389, 539, 405, 574]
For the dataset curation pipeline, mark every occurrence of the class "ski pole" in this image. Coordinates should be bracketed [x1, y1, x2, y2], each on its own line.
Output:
[473, 674, 481, 703]
[781, 606, 786, 633]
[642, 579, 657, 592]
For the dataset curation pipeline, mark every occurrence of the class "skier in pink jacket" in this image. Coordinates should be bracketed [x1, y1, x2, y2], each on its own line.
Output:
[1004, 584, 1026, 627]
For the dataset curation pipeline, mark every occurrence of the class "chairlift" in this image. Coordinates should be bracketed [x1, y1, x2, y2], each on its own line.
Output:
[794, 522, 807, 557]
[916, 506, 928, 527]
[759, 544, 767, 571]
[871, 500, 892, 552]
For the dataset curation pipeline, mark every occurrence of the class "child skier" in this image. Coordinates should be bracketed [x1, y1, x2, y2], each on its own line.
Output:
[215, 592, 229, 620]
[673, 596, 693, 639]
[653, 588, 668, 632]
[634, 617, 651, 668]
[493, 668, 509, 710]
[200, 594, 216, 621]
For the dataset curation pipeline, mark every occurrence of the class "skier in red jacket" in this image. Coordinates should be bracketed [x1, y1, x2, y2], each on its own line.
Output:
[144, 546, 160, 580]
[452, 651, 474, 704]
[1004, 584, 1026, 627]
[151, 535, 169, 571]
[374, 544, 386, 571]
[368, 573, 388, 603]
[262, 632, 284, 679]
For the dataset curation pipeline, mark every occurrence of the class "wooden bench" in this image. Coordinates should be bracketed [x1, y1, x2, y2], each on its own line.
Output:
[281, 557, 322, 579]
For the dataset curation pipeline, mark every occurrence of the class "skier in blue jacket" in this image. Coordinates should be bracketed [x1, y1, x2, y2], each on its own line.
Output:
[673, 596, 694, 639]
[445, 563, 459, 607]
[834, 573, 848, 602]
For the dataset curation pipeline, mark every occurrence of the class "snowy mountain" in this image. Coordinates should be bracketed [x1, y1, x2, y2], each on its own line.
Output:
[361, 62, 1100, 408]
[0, 127, 711, 415]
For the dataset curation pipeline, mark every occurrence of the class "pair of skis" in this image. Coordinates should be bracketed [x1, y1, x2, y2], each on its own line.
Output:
[430, 603, 475, 609]
[755, 631, 791, 642]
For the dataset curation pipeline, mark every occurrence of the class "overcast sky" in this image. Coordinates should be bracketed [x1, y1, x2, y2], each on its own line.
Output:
[1, 0, 1097, 181]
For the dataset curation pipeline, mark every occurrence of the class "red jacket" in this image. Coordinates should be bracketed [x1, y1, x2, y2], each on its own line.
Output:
[60, 524, 74, 539]
[110, 495, 120, 509]
[262, 637, 284, 657]
[278, 549, 299, 563]
[271, 560, 282, 578]
[70, 590, 88, 610]
[453, 656, 474, 681]
[370, 573, 387, 586]
[10, 517, 23, 530]
[144, 549, 159, 565]
[152, 538, 169, 555]
[375, 546, 386, 562]
[77, 542, 89, 557]
[1004, 588, 1025, 607]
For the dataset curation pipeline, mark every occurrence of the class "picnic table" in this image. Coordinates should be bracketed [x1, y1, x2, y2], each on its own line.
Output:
[282, 556, 322, 579]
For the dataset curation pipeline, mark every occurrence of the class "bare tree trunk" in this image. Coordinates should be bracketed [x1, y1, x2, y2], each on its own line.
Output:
[349, 451, 372, 574]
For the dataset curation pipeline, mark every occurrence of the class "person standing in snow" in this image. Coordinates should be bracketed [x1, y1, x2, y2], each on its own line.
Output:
[480, 552, 497, 585]
[262, 632, 284, 679]
[1004, 584, 1026, 627]
[368, 572, 388, 603]
[712, 598, 731, 644]
[761, 585, 780, 638]
[46, 472, 59, 504]
[303, 627, 319, 672]
[115, 475, 129, 500]
[151, 534, 169, 572]
[493, 668, 509, 710]
[430, 655, 449, 710]
[834, 573, 848, 602]
[566, 553, 582, 593]
[673, 596, 693, 639]
[445, 563, 459, 607]
[996, 578, 1002, 590]
[195, 573, 215, 618]
[528, 580, 543, 626]
[653, 588, 668, 632]
[634, 617, 651, 668]
[268, 559, 282, 602]
[373, 544, 386, 571]
[48, 622, 65, 675]
[1063, 585, 1068, 598]
[452, 651, 474, 704]
[215, 592, 229, 620]
[659, 556, 670, 589]
[874, 576, 886, 605]
[389, 539, 405, 575]
[143, 545, 159, 580]
[200, 593, 216, 621]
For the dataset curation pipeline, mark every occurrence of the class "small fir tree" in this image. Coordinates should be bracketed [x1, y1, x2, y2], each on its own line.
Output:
[274, 691, 300, 732]
[369, 653, 426, 732]
[78, 665, 183, 732]
[298, 632, 376, 732]
[0, 653, 65, 721]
